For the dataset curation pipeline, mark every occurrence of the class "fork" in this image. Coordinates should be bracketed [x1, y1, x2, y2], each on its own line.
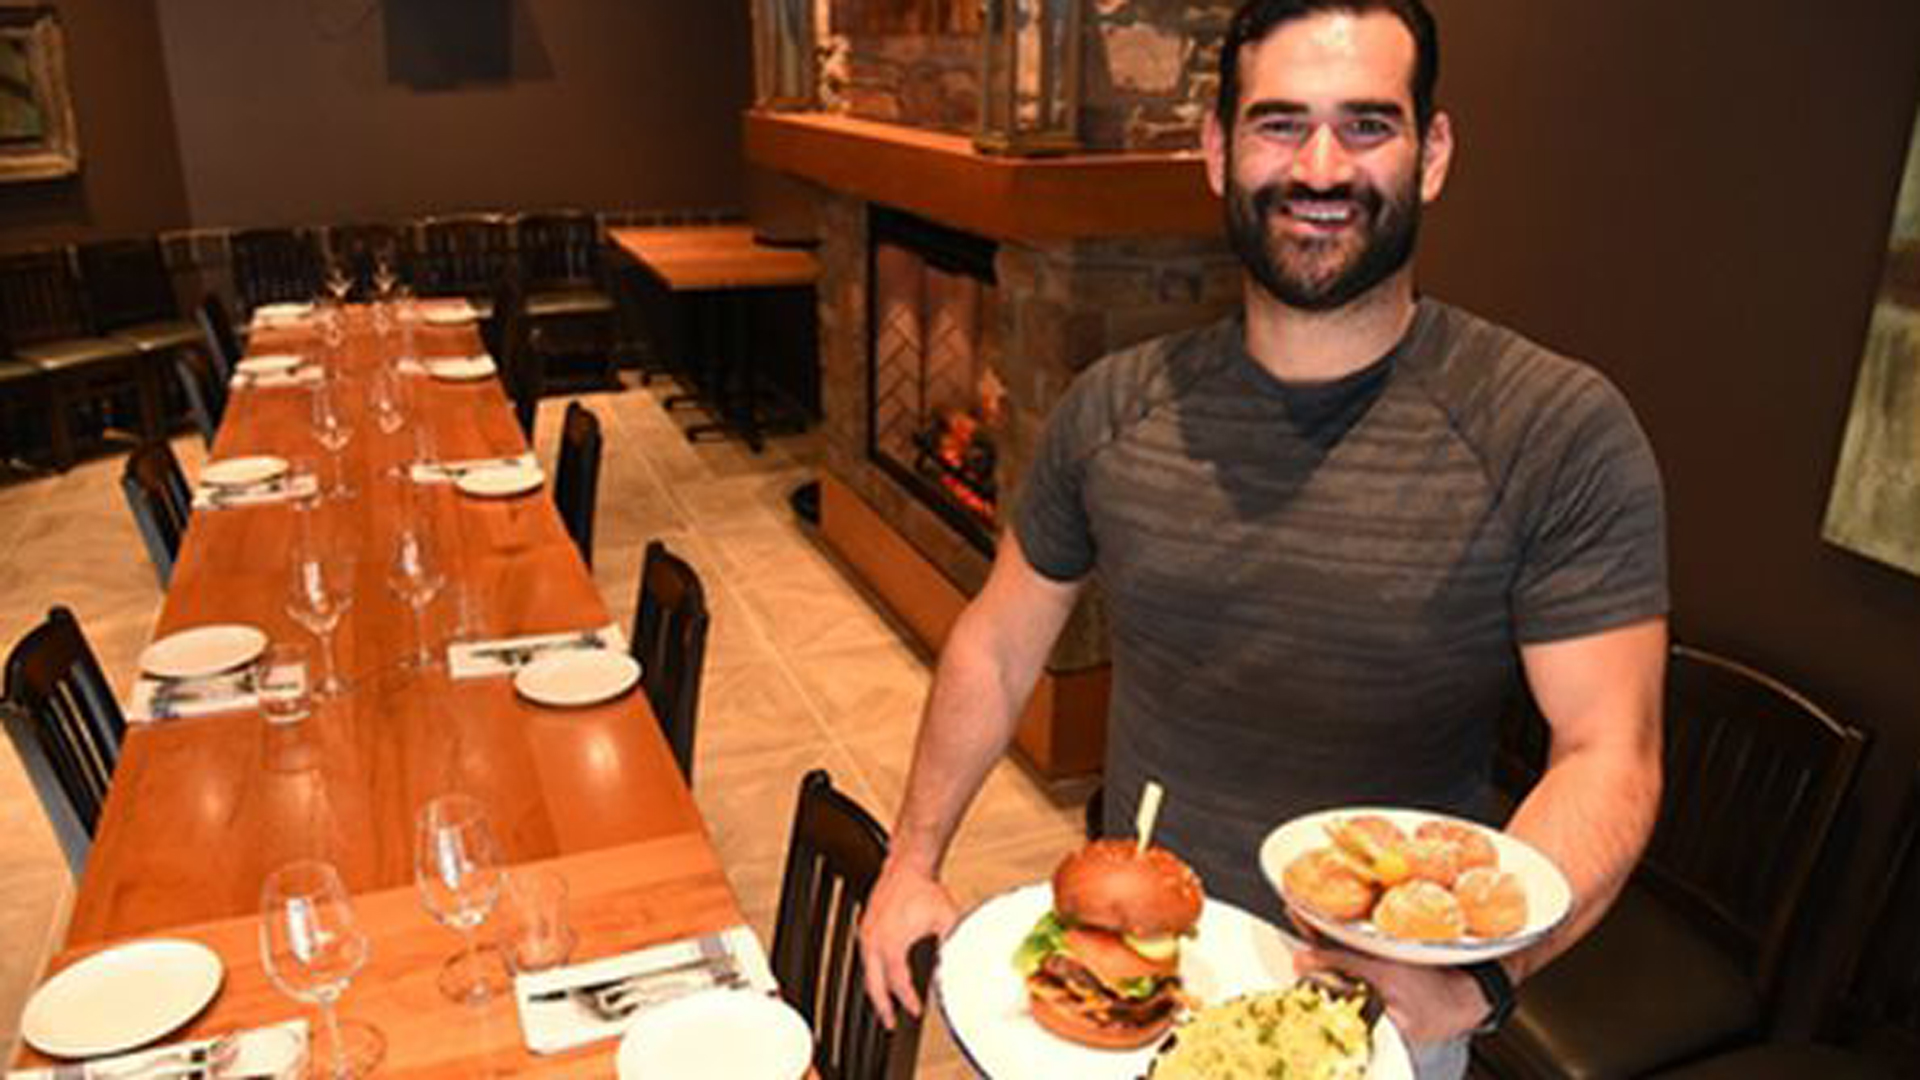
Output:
[575, 963, 748, 1022]
[55, 1034, 238, 1080]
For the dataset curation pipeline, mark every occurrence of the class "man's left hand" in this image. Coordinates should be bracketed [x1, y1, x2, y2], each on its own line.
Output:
[1293, 945, 1491, 1046]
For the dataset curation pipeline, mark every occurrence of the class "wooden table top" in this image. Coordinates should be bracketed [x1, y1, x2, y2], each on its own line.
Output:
[611, 226, 819, 291]
[70, 307, 717, 949]
[23, 836, 739, 1075]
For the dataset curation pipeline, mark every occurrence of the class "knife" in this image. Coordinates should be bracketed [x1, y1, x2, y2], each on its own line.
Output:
[527, 939, 734, 1004]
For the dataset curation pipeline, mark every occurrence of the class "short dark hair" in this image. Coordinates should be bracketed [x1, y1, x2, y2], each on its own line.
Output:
[1215, 0, 1441, 133]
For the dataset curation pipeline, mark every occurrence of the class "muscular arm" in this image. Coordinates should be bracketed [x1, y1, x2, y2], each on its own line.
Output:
[859, 531, 1083, 1024]
[1301, 617, 1666, 1043]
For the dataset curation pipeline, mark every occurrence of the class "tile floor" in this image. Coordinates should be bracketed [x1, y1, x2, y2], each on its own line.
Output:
[0, 378, 1097, 1075]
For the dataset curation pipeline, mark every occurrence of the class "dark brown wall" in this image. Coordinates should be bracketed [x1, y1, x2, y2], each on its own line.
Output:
[1422, 0, 1920, 1029]
[153, 0, 750, 228]
[0, 0, 190, 247]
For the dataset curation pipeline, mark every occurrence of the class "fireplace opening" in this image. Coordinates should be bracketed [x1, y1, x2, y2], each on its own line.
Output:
[867, 207, 1002, 554]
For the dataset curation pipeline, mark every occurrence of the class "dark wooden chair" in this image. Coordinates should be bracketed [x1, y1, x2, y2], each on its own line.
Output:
[1650, 758, 1920, 1079]
[76, 237, 199, 356]
[773, 769, 934, 1080]
[1477, 644, 1869, 1080]
[175, 332, 229, 447]
[194, 293, 243, 385]
[417, 214, 515, 317]
[228, 227, 323, 313]
[121, 440, 193, 587]
[0, 356, 53, 470]
[629, 540, 710, 784]
[324, 222, 414, 300]
[490, 273, 540, 440]
[2, 606, 128, 876]
[0, 247, 156, 468]
[553, 402, 603, 568]
[519, 211, 619, 388]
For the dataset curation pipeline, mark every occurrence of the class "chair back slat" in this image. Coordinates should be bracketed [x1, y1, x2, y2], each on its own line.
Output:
[554, 402, 602, 567]
[518, 212, 603, 292]
[3, 607, 127, 874]
[419, 215, 515, 298]
[77, 238, 178, 330]
[1638, 645, 1866, 1001]
[122, 441, 192, 586]
[631, 541, 709, 783]
[195, 295, 243, 383]
[0, 248, 92, 346]
[229, 228, 322, 312]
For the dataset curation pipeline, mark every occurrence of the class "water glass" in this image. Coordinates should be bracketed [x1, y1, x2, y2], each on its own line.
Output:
[415, 794, 507, 1004]
[255, 641, 311, 726]
[386, 524, 446, 669]
[287, 548, 356, 698]
[260, 861, 384, 1078]
[499, 869, 575, 974]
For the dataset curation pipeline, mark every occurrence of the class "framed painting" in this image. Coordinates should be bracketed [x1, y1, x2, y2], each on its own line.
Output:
[0, 5, 78, 181]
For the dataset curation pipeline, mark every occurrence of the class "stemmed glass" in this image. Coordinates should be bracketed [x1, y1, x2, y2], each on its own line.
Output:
[323, 260, 353, 304]
[369, 364, 406, 436]
[260, 860, 385, 1078]
[311, 381, 356, 499]
[385, 520, 445, 669]
[287, 539, 356, 699]
[414, 794, 507, 1004]
[372, 250, 399, 302]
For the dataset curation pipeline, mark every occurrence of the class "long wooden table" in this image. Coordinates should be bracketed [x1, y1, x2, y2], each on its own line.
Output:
[24, 305, 744, 1074]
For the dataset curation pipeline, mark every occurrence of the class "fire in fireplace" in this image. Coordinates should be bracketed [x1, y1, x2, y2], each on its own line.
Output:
[867, 207, 1002, 552]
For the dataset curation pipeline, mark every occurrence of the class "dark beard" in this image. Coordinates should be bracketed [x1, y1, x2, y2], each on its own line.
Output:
[1224, 168, 1421, 312]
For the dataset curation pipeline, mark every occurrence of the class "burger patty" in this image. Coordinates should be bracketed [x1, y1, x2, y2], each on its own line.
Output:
[1038, 954, 1180, 1026]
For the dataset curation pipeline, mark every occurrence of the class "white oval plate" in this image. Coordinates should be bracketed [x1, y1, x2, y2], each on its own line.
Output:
[455, 463, 544, 498]
[139, 624, 268, 680]
[235, 354, 301, 376]
[937, 883, 1412, 1080]
[617, 989, 812, 1080]
[1258, 806, 1572, 965]
[514, 650, 641, 708]
[200, 455, 289, 488]
[422, 307, 476, 326]
[21, 939, 225, 1059]
[425, 356, 496, 381]
[253, 302, 312, 322]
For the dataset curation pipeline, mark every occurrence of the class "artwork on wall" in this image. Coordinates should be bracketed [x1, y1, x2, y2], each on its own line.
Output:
[0, 5, 77, 181]
[1824, 109, 1920, 577]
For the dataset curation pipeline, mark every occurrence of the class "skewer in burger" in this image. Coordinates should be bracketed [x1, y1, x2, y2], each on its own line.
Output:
[1013, 839, 1204, 1049]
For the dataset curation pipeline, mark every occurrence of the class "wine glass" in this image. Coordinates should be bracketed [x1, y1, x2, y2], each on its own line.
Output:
[310, 382, 356, 498]
[287, 545, 356, 698]
[260, 860, 385, 1078]
[372, 250, 399, 302]
[323, 260, 353, 304]
[368, 364, 406, 436]
[414, 794, 507, 1004]
[385, 522, 445, 669]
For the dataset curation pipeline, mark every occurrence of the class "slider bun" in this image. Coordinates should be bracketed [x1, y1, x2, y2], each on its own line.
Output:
[1283, 849, 1378, 921]
[1053, 839, 1204, 937]
[1415, 820, 1499, 872]
[1455, 867, 1529, 938]
[1372, 880, 1467, 941]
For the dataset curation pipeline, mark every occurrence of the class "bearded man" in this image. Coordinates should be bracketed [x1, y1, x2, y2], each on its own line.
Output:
[858, 2, 1668, 1076]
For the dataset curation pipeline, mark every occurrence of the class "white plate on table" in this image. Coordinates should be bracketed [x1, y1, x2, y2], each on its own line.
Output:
[253, 302, 312, 323]
[425, 356, 496, 381]
[616, 989, 812, 1080]
[139, 624, 268, 680]
[514, 650, 641, 708]
[937, 883, 1412, 1080]
[201, 455, 289, 489]
[422, 306, 476, 326]
[455, 463, 543, 498]
[235, 354, 301, 377]
[21, 939, 225, 1059]
[1258, 806, 1572, 965]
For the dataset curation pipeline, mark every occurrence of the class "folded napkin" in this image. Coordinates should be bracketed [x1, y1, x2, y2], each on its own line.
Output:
[8, 1019, 309, 1079]
[410, 452, 539, 485]
[514, 925, 777, 1056]
[447, 624, 627, 680]
[191, 473, 319, 511]
[127, 659, 307, 724]
[230, 366, 322, 390]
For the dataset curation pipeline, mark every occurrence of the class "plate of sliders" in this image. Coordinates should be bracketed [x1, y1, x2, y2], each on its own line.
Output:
[1259, 807, 1571, 966]
[937, 839, 1412, 1080]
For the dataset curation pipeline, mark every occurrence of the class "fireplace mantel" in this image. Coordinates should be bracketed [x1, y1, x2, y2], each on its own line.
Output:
[743, 110, 1219, 245]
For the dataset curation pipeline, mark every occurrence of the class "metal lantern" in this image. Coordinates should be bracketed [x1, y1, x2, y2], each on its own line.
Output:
[752, 0, 817, 109]
[976, 0, 1084, 156]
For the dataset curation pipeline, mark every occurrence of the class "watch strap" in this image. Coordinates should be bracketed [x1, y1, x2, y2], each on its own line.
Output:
[1463, 960, 1515, 1034]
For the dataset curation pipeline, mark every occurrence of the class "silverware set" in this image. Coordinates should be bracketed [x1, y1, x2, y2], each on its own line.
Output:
[530, 937, 743, 1023]
[426, 454, 532, 481]
[201, 477, 292, 510]
[51, 1034, 247, 1080]
[149, 670, 259, 720]
[472, 629, 605, 670]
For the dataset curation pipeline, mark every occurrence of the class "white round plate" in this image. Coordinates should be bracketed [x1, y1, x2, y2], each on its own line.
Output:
[235, 354, 301, 376]
[422, 307, 475, 326]
[253, 302, 312, 322]
[937, 884, 1412, 1080]
[616, 989, 812, 1080]
[513, 650, 641, 708]
[21, 939, 225, 1059]
[139, 624, 268, 680]
[455, 463, 544, 498]
[425, 356, 496, 381]
[200, 455, 289, 488]
[1258, 806, 1572, 965]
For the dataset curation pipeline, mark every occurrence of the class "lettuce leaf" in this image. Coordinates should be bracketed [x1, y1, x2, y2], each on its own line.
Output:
[1012, 910, 1067, 976]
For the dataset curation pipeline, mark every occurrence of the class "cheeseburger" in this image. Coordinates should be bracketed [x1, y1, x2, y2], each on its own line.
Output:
[1013, 839, 1204, 1049]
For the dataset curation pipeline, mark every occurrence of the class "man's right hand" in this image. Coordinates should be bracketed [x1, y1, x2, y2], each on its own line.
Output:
[858, 860, 960, 1029]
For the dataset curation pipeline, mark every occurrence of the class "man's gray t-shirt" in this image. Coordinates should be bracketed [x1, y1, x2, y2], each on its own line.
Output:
[1014, 299, 1668, 916]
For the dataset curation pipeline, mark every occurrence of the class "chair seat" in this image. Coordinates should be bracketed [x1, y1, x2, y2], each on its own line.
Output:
[1489, 885, 1763, 1080]
[18, 337, 142, 372]
[0, 358, 44, 385]
[1648, 1042, 1900, 1080]
[527, 287, 615, 318]
[108, 319, 200, 354]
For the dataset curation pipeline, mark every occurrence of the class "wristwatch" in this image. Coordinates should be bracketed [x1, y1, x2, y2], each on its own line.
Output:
[1463, 960, 1516, 1034]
